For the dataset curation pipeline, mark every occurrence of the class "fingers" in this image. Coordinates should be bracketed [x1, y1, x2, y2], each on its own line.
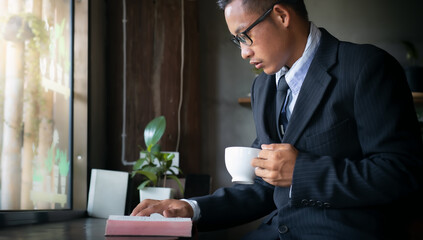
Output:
[261, 144, 275, 150]
[254, 165, 266, 176]
[163, 200, 194, 218]
[163, 208, 181, 218]
[130, 199, 161, 216]
[257, 144, 296, 162]
[252, 157, 268, 169]
[130, 199, 194, 219]
[253, 144, 298, 187]
[261, 143, 291, 151]
[253, 143, 298, 175]
[163, 206, 192, 218]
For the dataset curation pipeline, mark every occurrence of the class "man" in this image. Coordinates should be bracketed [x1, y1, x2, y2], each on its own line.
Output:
[131, 0, 423, 239]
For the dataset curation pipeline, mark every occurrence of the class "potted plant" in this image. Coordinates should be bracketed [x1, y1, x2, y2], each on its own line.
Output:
[131, 116, 184, 201]
[402, 41, 423, 92]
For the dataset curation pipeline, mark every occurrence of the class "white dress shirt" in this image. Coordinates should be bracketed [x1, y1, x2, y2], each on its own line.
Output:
[276, 22, 321, 122]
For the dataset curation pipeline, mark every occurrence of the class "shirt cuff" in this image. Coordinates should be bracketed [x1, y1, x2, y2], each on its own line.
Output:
[180, 199, 201, 221]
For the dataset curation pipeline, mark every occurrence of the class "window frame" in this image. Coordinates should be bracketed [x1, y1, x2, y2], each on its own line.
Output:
[0, 0, 88, 227]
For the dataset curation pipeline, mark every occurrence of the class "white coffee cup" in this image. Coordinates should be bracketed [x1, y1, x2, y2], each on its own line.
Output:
[225, 146, 261, 184]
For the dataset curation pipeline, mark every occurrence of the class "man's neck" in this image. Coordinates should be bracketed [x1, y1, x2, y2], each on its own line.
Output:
[286, 21, 310, 68]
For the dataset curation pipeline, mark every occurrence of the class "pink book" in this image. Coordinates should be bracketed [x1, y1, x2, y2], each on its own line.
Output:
[105, 214, 192, 237]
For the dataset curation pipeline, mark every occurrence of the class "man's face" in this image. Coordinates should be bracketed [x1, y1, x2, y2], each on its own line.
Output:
[224, 0, 292, 75]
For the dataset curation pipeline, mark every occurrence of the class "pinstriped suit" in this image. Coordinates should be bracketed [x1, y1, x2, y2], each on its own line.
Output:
[192, 29, 423, 239]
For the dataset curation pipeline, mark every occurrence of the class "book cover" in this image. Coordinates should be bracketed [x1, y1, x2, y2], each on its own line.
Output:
[105, 214, 192, 238]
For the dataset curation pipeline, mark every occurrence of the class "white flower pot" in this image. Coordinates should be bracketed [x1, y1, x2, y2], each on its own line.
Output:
[139, 187, 174, 202]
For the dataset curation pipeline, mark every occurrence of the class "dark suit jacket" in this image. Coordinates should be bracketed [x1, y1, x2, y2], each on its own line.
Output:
[192, 29, 423, 240]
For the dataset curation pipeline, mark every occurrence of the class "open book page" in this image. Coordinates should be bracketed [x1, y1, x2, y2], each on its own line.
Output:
[108, 213, 191, 222]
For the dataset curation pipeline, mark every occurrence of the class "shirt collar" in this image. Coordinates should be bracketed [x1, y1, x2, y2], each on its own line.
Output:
[276, 22, 321, 95]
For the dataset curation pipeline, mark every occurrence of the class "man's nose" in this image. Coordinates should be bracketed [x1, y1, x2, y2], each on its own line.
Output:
[240, 45, 253, 59]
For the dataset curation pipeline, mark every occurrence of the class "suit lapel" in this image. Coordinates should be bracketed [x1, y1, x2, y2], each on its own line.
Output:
[283, 29, 339, 145]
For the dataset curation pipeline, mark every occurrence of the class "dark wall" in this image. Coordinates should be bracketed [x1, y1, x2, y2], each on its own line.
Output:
[104, 0, 201, 175]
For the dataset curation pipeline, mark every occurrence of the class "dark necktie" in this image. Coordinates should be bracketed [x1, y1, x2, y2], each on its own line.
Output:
[276, 75, 290, 135]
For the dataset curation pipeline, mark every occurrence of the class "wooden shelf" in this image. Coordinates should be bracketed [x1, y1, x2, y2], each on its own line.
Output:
[239, 92, 423, 107]
[412, 92, 423, 104]
[238, 97, 252, 107]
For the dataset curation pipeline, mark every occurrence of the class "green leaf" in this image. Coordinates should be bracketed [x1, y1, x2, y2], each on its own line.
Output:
[45, 145, 54, 172]
[33, 167, 43, 182]
[133, 157, 146, 171]
[164, 153, 175, 161]
[143, 165, 159, 173]
[168, 175, 184, 195]
[173, 166, 184, 175]
[137, 180, 151, 190]
[150, 144, 161, 155]
[166, 160, 172, 169]
[144, 116, 166, 147]
[55, 149, 61, 162]
[58, 150, 70, 176]
[135, 169, 158, 186]
[139, 150, 148, 156]
[167, 168, 177, 175]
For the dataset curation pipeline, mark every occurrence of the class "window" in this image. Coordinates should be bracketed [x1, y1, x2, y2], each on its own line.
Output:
[0, 0, 87, 222]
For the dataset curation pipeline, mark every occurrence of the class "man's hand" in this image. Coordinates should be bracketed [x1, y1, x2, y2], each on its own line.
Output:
[252, 143, 298, 187]
[130, 199, 194, 218]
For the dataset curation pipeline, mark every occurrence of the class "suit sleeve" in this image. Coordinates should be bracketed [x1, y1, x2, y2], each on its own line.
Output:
[191, 178, 275, 231]
[190, 76, 276, 231]
[290, 49, 423, 209]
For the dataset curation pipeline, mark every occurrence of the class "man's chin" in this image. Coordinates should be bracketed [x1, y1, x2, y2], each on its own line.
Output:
[263, 68, 277, 75]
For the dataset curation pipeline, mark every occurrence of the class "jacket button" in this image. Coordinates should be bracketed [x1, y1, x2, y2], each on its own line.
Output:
[278, 225, 289, 234]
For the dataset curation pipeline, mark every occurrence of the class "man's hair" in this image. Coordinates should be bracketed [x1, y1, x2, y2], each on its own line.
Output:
[216, 0, 308, 21]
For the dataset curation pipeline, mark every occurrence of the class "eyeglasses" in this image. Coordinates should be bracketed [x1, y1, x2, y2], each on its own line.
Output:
[231, 1, 283, 48]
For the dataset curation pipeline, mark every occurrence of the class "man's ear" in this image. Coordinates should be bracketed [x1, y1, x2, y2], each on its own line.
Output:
[272, 4, 290, 27]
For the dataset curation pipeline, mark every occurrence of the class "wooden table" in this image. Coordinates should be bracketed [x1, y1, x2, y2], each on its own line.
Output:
[0, 218, 199, 240]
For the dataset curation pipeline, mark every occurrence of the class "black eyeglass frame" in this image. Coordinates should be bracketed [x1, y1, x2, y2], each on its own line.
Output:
[231, 0, 284, 48]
